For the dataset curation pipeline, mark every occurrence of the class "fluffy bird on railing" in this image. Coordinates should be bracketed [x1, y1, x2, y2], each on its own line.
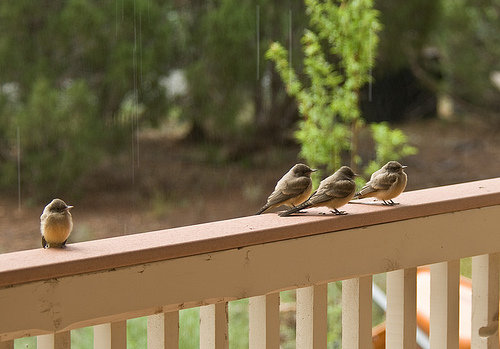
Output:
[354, 161, 407, 205]
[279, 166, 357, 217]
[40, 198, 74, 248]
[256, 163, 316, 215]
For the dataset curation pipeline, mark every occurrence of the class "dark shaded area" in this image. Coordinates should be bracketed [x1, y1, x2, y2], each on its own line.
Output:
[361, 69, 437, 123]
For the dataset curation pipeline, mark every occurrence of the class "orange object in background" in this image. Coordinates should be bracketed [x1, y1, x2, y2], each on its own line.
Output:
[371, 267, 481, 348]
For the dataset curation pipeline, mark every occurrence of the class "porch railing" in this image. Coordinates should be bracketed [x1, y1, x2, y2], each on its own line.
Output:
[1, 178, 499, 348]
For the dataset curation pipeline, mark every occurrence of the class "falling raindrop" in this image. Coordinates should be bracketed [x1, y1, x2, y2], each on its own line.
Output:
[256, 5, 260, 81]
[140, 12, 143, 86]
[115, 0, 118, 38]
[134, 0, 140, 168]
[289, 8, 292, 82]
[369, 27, 373, 102]
[17, 126, 21, 212]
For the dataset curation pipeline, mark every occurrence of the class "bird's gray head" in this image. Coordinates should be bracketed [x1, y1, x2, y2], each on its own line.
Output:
[292, 163, 317, 177]
[384, 161, 407, 173]
[47, 198, 73, 213]
[336, 166, 357, 179]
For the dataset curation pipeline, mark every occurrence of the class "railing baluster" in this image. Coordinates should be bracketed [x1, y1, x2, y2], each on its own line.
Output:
[0, 340, 13, 349]
[430, 260, 459, 349]
[248, 293, 280, 349]
[199, 303, 228, 349]
[342, 276, 372, 349]
[471, 253, 499, 348]
[296, 284, 327, 349]
[147, 311, 179, 349]
[37, 332, 71, 349]
[386, 268, 417, 349]
[93, 321, 126, 349]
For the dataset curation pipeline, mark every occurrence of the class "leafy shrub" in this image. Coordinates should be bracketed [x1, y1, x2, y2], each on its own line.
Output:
[1, 78, 104, 198]
[267, 0, 417, 182]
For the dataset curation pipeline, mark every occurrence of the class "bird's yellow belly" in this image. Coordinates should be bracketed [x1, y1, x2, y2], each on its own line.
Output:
[281, 185, 313, 208]
[42, 220, 72, 244]
[375, 176, 407, 200]
[324, 191, 356, 209]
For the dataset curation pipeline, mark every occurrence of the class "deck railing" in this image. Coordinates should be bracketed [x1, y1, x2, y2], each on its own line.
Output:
[1, 178, 500, 349]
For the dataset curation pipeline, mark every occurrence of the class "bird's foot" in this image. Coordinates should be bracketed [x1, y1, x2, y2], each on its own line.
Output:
[331, 209, 347, 215]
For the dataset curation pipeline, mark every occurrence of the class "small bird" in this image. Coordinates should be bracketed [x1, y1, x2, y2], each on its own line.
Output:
[40, 198, 74, 248]
[279, 166, 357, 217]
[256, 163, 317, 215]
[354, 161, 408, 205]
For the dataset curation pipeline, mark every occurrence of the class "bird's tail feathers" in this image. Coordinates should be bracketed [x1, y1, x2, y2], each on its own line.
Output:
[354, 186, 375, 199]
[256, 204, 270, 215]
[279, 200, 311, 217]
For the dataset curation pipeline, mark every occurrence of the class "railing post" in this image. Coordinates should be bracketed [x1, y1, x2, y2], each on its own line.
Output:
[0, 341, 13, 349]
[249, 293, 280, 349]
[471, 253, 499, 348]
[147, 311, 179, 349]
[386, 268, 417, 349]
[342, 276, 372, 349]
[296, 284, 328, 349]
[199, 303, 228, 349]
[93, 321, 126, 349]
[430, 261, 460, 349]
[37, 332, 71, 349]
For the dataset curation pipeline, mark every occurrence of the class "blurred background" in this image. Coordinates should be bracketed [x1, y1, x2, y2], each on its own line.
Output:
[1, 1, 500, 348]
[0, 0, 499, 254]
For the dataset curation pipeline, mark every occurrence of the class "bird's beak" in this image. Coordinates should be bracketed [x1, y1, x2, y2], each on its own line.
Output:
[311, 169, 318, 172]
[65, 205, 74, 210]
[354, 173, 360, 177]
[402, 165, 408, 169]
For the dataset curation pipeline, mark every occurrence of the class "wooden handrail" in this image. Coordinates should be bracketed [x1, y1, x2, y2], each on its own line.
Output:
[1, 178, 499, 289]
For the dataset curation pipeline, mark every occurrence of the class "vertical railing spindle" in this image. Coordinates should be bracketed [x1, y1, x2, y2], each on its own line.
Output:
[471, 253, 499, 348]
[199, 303, 228, 349]
[0, 341, 13, 349]
[93, 321, 126, 349]
[430, 261, 460, 349]
[342, 276, 372, 349]
[37, 332, 71, 349]
[147, 311, 179, 349]
[386, 268, 417, 349]
[249, 293, 280, 349]
[296, 284, 327, 349]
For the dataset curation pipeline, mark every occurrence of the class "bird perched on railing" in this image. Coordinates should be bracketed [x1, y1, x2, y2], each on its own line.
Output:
[256, 163, 317, 215]
[354, 161, 407, 205]
[279, 166, 357, 217]
[40, 198, 74, 248]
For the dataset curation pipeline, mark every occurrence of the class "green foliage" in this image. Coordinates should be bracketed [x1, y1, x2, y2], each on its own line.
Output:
[267, 0, 417, 182]
[435, 0, 500, 108]
[375, 0, 442, 73]
[0, 0, 174, 122]
[0, 0, 177, 195]
[186, 0, 257, 140]
[1, 78, 104, 197]
[364, 122, 418, 177]
[182, 1, 308, 144]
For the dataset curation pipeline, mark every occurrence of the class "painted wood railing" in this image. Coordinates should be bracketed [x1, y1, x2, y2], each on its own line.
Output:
[1, 178, 499, 348]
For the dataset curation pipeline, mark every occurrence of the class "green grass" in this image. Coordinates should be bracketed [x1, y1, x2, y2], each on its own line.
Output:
[461, 257, 472, 279]
[12, 259, 475, 348]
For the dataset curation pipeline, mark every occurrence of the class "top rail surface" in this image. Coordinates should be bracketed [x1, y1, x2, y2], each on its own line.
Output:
[1, 178, 499, 288]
